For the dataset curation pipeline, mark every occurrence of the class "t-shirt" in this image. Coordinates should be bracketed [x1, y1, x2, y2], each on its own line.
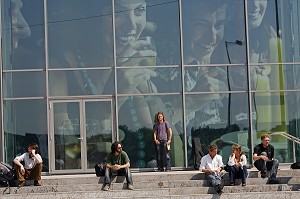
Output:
[253, 143, 274, 160]
[105, 151, 130, 166]
[199, 154, 224, 171]
[153, 121, 171, 141]
[16, 152, 43, 169]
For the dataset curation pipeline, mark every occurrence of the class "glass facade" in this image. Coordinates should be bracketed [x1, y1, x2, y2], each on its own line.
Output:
[1, 0, 300, 173]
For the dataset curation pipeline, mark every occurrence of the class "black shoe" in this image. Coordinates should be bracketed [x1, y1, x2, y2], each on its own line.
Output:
[230, 182, 234, 186]
[268, 179, 280, 184]
[242, 182, 246, 186]
[155, 169, 164, 172]
[261, 172, 267, 178]
[216, 183, 224, 194]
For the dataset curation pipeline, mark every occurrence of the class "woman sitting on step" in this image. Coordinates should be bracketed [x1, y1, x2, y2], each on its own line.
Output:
[226, 144, 248, 186]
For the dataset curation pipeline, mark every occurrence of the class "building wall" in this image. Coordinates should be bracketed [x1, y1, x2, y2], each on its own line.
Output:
[1, 0, 300, 173]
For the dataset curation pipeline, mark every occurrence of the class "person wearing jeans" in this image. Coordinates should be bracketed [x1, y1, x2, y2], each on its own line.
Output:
[153, 112, 172, 171]
[200, 144, 224, 195]
[226, 144, 248, 186]
[253, 133, 280, 184]
[102, 141, 133, 191]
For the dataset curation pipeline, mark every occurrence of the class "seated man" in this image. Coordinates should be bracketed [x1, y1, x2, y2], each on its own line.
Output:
[13, 143, 43, 187]
[199, 144, 224, 195]
[253, 133, 280, 184]
[102, 141, 134, 191]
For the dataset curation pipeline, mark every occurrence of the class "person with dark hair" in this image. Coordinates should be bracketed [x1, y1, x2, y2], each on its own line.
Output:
[226, 144, 248, 186]
[253, 133, 280, 184]
[199, 144, 224, 195]
[153, 112, 172, 172]
[102, 141, 133, 191]
[13, 143, 43, 187]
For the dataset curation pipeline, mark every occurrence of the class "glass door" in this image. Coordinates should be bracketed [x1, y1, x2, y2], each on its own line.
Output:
[49, 99, 113, 173]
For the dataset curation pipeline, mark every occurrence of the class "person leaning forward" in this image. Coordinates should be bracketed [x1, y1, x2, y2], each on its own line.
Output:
[102, 141, 134, 191]
[253, 133, 280, 184]
[13, 143, 43, 187]
[199, 144, 224, 195]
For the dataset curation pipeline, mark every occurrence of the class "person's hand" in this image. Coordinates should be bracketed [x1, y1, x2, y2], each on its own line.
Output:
[113, 165, 121, 170]
[167, 140, 171, 145]
[117, 68, 157, 94]
[117, 37, 157, 66]
[260, 155, 269, 161]
[31, 149, 36, 155]
[155, 140, 160, 145]
[20, 165, 25, 175]
[236, 162, 241, 167]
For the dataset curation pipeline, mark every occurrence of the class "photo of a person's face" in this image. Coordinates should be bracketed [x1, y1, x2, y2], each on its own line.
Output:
[115, 0, 147, 54]
[247, 0, 268, 29]
[11, 0, 31, 49]
[183, 3, 227, 63]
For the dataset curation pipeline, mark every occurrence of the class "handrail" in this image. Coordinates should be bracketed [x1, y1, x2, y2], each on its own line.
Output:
[269, 132, 300, 144]
[269, 132, 300, 162]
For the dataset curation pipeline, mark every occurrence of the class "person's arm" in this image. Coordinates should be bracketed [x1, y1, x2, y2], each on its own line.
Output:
[32, 149, 43, 164]
[167, 127, 172, 145]
[13, 154, 25, 168]
[253, 153, 268, 161]
[154, 130, 160, 145]
[227, 154, 235, 166]
[240, 154, 247, 167]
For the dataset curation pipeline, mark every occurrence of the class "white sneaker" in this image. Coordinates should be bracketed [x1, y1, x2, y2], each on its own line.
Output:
[102, 185, 110, 191]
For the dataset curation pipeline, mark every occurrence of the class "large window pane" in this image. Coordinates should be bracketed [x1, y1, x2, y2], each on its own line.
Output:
[182, 0, 246, 65]
[184, 65, 247, 93]
[47, 0, 113, 68]
[186, 93, 250, 166]
[117, 67, 181, 94]
[3, 71, 45, 98]
[118, 94, 184, 168]
[115, 0, 180, 67]
[1, 0, 45, 70]
[3, 99, 48, 171]
[48, 69, 114, 96]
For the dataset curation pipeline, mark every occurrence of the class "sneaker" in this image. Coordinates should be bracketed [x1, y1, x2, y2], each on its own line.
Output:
[128, 184, 134, 190]
[34, 180, 42, 186]
[261, 172, 267, 178]
[242, 182, 246, 186]
[102, 184, 110, 191]
[268, 179, 280, 184]
[18, 181, 26, 187]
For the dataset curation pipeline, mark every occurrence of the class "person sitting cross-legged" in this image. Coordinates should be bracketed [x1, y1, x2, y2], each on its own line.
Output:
[102, 141, 134, 191]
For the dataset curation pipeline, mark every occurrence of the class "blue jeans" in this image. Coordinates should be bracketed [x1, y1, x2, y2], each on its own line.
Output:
[104, 167, 133, 186]
[205, 173, 222, 191]
[227, 165, 248, 184]
[156, 140, 171, 170]
[254, 158, 279, 181]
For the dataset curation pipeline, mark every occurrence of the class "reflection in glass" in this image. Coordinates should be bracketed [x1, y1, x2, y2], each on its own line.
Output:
[3, 71, 45, 98]
[2, 0, 45, 70]
[48, 69, 114, 96]
[48, 0, 113, 68]
[118, 94, 184, 168]
[3, 99, 48, 171]
[182, 0, 228, 65]
[187, 93, 250, 167]
[115, 0, 180, 66]
[53, 102, 81, 170]
[85, 101, 112, 169]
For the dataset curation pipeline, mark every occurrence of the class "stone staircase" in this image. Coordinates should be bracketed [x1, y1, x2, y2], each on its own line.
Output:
[1, 167, 300, 198]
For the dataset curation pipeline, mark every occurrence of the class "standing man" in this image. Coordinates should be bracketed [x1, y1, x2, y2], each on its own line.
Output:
[253, 133, 280, 184]
[199, 144, 224, 195]
[153, 112, 172, 172]
[102, 141, 134, 191]
[13, 143, 43, 187]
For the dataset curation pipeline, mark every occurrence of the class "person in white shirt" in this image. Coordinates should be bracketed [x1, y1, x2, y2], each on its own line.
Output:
[226, 144, 248, 186]
[199, 144, 224, 195]
[13, 143, 43, 187]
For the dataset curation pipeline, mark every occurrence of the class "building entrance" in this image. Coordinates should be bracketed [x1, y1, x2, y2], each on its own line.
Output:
[49, 99, 113, 174]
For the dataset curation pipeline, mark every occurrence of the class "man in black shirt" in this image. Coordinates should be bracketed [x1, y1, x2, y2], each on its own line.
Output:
[253, 134, 280, 184]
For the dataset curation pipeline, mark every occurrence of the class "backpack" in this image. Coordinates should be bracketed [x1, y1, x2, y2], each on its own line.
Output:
[94, 163, 105, 177]
[291, 161, 300, 169]
[0, 162, 16, 187]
